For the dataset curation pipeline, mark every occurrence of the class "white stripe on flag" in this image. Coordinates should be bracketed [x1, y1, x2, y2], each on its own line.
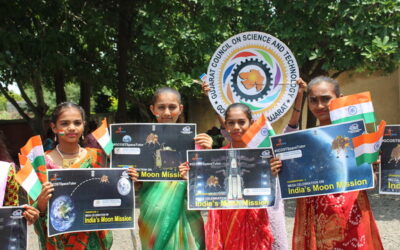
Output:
[247, 138, 262, 148]
[98, 133, 111, 148]
[26, 145, 44, 163]
[330, 102, 374, 121]
[22, 170, 40, 191]
[354, 139, 382, 158]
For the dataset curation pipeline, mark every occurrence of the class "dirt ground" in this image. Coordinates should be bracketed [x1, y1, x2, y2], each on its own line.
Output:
[28, 188, 400, 249]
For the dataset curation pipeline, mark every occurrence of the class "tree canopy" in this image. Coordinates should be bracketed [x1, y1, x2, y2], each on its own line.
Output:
[0, 0, 399, 134]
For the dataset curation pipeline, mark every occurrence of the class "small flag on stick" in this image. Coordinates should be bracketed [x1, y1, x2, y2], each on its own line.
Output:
[241, 114, 275, 148]
[352, 120, 386, 166]
[91, 118, 114, 155]
[329, 91, 376, 124]
[20, 135, 47, 183]
[15, 154, 42, 201]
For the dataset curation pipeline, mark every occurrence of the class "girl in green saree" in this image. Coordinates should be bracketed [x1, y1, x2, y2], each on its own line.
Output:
[128, 87, 212, 249]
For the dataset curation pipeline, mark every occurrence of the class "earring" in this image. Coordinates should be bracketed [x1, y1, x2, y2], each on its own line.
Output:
[81, 134, 85, 140]
[54, 135, 57, 142]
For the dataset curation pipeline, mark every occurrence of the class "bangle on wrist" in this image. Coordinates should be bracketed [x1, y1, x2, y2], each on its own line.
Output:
[293, 107, 301, 112]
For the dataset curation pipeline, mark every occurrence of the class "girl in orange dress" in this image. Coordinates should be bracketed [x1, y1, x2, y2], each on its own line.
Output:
[34, 102, 112, 250]
[271, 76, 383, 249]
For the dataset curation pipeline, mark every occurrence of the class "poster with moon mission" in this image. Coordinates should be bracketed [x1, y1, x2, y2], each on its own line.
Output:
[187, 148, 275, 210]
[47, 168, 134, 237]
[271, 120, 374, 199]
[380, 125, 400, 195]
[0, 207, 27, 250]
[110, 123, 196, 181]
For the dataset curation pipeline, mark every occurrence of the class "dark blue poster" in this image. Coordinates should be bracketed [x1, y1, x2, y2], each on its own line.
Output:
[270, 120, 374, 199]
[110, 123, 196, 181]
[48, 168, 134, 237]
[0, 207, 27, 250]
[380, 125, 400, 195]
[187, 148, 275, 210]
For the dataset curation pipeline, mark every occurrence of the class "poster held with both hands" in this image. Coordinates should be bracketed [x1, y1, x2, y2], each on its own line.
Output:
[47, 168, 134, 237]
[271, 120, 374, 199]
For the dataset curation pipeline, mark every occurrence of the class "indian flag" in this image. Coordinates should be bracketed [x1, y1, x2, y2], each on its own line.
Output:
[92, 118, 114, 155]
[329, 91, 376, 124]
[352, 120, 386, 166]
[16, 154, 42, 201]
[20, 135, 47, 183]
[242, 114, 275, 148]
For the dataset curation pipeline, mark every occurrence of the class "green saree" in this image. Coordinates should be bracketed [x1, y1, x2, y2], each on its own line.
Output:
[139, 181, 205, 250]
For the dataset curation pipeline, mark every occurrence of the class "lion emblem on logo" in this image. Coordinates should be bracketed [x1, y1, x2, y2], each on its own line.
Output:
[389, 144, 400, 165]
[146, 133, 159, 145]
[331, 136, 351, 158]
[206, 175, 221, 188]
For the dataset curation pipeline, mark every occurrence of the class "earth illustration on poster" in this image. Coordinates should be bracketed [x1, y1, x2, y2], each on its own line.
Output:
[50, 195, 76, 232]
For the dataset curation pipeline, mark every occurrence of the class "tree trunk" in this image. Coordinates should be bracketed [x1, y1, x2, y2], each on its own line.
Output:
[54, 69, 67, 104]
[30, 72, 48, 135]
[115, 0, 131, 122]
[79, 78, 91, 121]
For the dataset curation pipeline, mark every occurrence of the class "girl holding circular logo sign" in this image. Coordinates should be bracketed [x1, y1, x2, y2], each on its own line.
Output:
[181, 102, 278, 249]
[34, 102, 113, 249]
[197, 78, 306, 249]
[271, 76, 383, 249]
[128, 87, 212, 250]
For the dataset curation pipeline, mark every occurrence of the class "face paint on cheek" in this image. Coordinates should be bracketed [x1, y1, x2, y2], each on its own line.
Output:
[170, 112, 180, 118]
[58, 130, 65, 136]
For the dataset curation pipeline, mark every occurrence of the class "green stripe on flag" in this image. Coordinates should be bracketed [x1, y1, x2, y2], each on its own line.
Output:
[29, 180, 42, 200]
[32, 156, 46, 170]
[103, 141, 114, 155]
[355, 151, 379, 166]
[259, 138, 272, 147]
[332, 112, 376, 124]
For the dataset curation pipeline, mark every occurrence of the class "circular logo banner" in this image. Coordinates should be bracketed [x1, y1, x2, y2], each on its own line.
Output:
[207, 31, 299, 123]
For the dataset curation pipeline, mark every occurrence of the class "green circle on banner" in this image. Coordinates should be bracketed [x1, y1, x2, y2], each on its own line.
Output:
[207, 31, 299, 123]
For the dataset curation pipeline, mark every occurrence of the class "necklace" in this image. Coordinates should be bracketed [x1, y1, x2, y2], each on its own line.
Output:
[56, 144, 82, 168]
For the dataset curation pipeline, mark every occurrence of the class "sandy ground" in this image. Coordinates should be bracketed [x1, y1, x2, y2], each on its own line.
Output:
[28, 188, 400, 249]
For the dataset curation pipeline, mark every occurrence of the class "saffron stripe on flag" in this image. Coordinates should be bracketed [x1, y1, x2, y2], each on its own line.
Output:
[329, 91, 372, 110]
[20, 135, 43, 156]
[92, 120, 108, 139]
[353, 121, 386, 147]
